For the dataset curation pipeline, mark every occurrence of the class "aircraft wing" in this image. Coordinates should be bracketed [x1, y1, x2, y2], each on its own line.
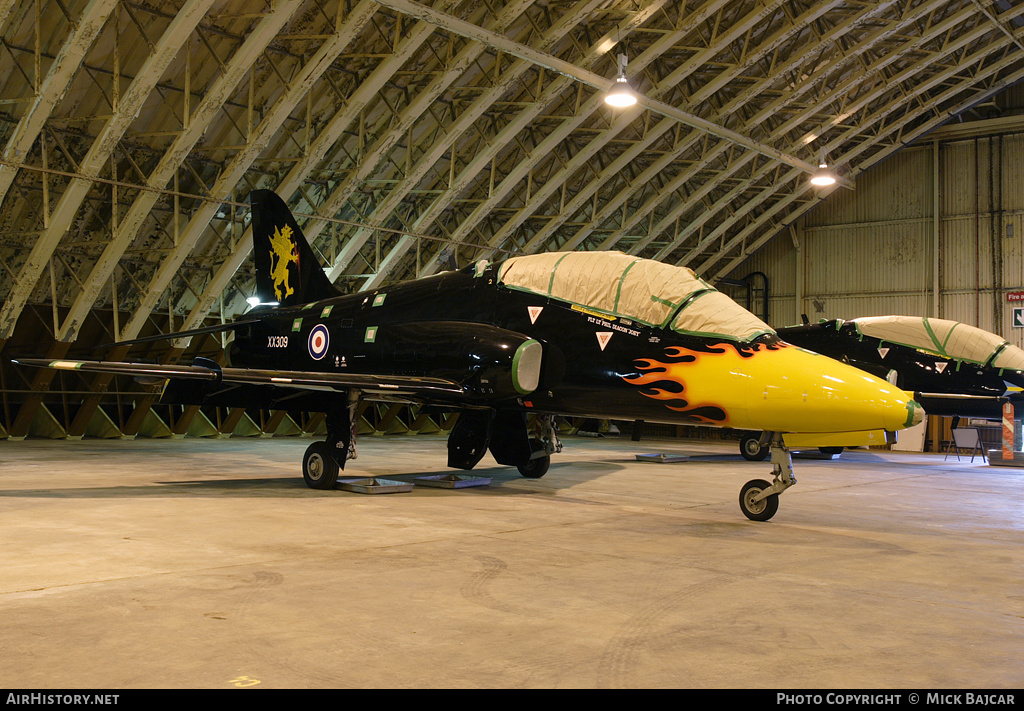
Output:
[12, 358, 467, 400]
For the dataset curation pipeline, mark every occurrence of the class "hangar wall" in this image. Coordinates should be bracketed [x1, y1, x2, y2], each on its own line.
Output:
[731, 119, 1024, 350]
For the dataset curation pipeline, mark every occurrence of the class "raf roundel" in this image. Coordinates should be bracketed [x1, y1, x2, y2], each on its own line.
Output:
[308, 324, 330, 360]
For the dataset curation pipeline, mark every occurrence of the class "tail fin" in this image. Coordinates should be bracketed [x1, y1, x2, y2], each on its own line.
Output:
[250, 189, 341, 307]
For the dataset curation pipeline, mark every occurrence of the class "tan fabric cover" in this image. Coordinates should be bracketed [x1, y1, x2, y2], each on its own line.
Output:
[672, 290, 773, 341]
[498, 251, 772, 341]
[853, 316, 1024, 370]
[991, 344, 1024, 371]
[498, 252, 572, 298]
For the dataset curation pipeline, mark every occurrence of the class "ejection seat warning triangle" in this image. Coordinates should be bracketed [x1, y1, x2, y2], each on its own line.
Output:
[596, 332, 613, 351]
[1014, 307, 1024, 328]
[528, 306, 543, 324]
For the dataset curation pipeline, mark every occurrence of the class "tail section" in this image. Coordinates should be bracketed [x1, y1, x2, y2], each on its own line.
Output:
[250, 189, 341, 307]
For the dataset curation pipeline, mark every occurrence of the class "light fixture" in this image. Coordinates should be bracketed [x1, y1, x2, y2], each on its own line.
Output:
[605, 53, 637, 107]
[810, 148, 837, 187]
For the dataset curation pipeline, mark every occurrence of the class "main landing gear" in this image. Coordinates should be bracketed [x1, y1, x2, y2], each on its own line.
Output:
[301, 402, 563, 491]
[518, 414, 562, 478]
[449, 410, 561, 478]
[738, 432, 796, 522]
[739, 432, 769, 461]
[302, 392, 359, 490]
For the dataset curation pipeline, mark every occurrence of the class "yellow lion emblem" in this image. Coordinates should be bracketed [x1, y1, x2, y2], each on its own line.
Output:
[269, 225, 299, 301]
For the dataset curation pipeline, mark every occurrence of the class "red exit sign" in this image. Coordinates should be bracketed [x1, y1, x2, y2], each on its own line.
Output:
[1008, 291, 1024, 302]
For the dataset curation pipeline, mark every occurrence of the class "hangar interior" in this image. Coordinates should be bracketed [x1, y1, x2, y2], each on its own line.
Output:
[1, 0, 1024, 690]
[0, 0, 1022, 446]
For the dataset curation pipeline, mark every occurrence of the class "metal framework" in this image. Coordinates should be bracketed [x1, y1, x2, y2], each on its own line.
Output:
[1, 0, 1023, 438]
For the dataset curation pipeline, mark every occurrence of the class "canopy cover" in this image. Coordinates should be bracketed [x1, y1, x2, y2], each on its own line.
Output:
[498, 251, 772, 342]
[852, 316, 1024, 372]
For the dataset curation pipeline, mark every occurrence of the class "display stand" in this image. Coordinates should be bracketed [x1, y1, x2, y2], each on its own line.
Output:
[945, 428, 986, 463]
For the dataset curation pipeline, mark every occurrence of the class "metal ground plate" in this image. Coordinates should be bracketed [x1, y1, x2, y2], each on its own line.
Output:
[635, 453, 690, 463]
[414, 474, 492, 488]
[336, 477, 415, 494]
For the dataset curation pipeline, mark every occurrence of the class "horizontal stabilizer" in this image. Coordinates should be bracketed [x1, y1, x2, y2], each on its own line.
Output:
[13, 357, 466, 401]
[13, 358, 222, 382]
[97, 318, 262, 349]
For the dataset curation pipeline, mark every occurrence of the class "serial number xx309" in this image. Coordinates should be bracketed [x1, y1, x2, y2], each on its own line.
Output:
[267, 335, 289, 348]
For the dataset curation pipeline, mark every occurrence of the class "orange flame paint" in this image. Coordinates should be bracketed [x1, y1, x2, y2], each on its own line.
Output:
[624, 341, 786, 424]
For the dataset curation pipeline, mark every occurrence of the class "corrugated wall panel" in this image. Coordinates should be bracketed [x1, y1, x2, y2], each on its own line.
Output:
[803, 221, 930, 296]
[1004, 213, 1024, 291]
[803, 146, 932, 228]
[728, 122, 1024, 348]
[940, 216, 992, 291]
[718, 233, 797, 329]
[999, 134, 1024, 213]
[941, 140, 986, 218]
[800, 294, 933, 323]
[770, 297, 800, 329]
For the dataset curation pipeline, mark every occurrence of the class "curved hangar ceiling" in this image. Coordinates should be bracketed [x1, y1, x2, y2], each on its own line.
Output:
[0, 0, 1023, 355]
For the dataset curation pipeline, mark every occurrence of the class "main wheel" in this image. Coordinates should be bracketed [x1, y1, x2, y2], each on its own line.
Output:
[739, 478, 779, 521]
[303, 441, 340, 490]
[740, 434, 768, 461]
[517, 440, 550, 478]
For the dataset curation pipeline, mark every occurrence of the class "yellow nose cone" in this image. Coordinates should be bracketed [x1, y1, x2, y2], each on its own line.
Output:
[627, 341, 922, 434]
[734, 343, 922, 433]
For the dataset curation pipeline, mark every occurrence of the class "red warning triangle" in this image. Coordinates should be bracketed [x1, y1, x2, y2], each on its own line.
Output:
[528, 306, 543, 324]
[596, 332, 613, 351]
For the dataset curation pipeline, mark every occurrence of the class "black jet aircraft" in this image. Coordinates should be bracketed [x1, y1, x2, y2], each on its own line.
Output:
[14, 191, 922, 521]
[736, 315, 1024, 460]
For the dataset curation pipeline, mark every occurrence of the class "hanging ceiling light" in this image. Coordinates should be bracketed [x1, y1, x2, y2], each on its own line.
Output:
[810, 148, 837, 187]
[605, 53, 637, 107]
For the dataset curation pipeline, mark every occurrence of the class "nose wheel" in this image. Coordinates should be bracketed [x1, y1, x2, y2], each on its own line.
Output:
[739, 433, 795, 521]
[739, 479, 779, 521]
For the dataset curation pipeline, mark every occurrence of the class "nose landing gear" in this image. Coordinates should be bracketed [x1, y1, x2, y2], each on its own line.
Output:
[739, 433, 795, 521]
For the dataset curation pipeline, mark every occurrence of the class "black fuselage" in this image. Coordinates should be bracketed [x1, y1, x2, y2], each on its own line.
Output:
[225, 263, 764, 426]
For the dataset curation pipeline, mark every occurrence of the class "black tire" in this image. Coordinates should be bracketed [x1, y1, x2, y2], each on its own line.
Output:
[740, 434, 768, 461]
[303, 441, 340, 490]
[517, 440, 550, 478]
[739, 478, 779, 522]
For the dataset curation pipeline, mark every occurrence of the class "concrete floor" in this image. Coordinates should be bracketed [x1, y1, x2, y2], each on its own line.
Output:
[0, 433, 1021, 689]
